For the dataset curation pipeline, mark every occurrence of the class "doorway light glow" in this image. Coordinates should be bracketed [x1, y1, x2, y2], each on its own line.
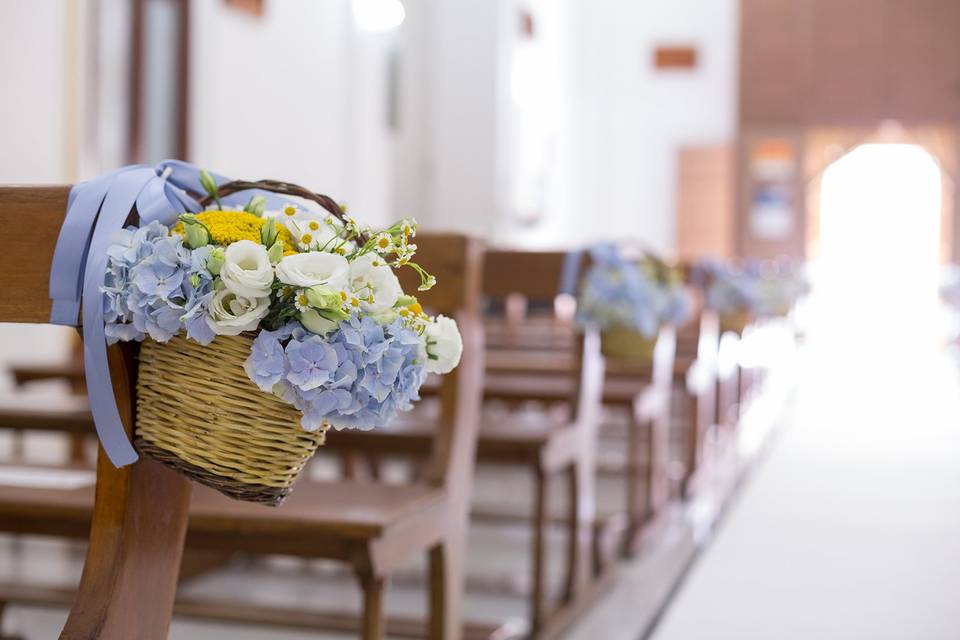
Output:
[815, 143, 942, 345]
[351, 0, 405, 32]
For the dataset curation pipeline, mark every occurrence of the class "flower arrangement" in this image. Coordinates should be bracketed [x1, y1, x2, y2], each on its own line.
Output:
[576, 244, 692, 337]
[103, 173, 462, 434]
[693, 258, 807, 322]
[693, 258, 758, 319]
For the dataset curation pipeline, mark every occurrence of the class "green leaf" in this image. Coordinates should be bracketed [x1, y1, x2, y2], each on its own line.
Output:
[199, 169, 222, 210]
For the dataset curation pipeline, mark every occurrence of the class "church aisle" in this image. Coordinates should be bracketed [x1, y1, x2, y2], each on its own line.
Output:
[652, 325, 960, 639]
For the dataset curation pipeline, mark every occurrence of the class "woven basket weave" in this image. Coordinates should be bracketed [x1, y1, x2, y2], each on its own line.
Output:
[131, 179, 355, 505]
[136, 334, 328, 506]
[600, 326, 657, 362]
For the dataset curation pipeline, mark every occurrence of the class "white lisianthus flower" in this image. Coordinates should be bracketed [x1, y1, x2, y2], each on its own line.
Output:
[424, 315, 462, 374]
[206, 289, 271, 335]
[276, 252, 349, 289]
[348, 253, 403, 312]
[219, 240, 274, 298]
[299, 309, 339, 336]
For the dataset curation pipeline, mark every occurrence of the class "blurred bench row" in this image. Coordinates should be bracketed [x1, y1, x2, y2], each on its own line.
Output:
[0, 186, 778, 639]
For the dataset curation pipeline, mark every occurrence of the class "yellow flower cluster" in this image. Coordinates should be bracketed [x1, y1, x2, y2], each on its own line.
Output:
[172, 209, 297, 253]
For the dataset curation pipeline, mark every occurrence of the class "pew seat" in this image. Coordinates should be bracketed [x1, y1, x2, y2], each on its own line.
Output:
[327, 417, 584, 469]
[0, 472, 447, 549]
[0, 395, 90, 434]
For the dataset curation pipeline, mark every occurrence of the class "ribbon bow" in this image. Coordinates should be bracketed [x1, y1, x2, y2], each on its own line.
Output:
[48, 161, 236, 466]
[50, 162, 327, 467]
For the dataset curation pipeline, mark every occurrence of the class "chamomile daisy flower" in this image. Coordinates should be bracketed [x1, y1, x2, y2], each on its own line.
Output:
[282, 203, 299, 218]
[373, 232, 394, 254]
[294, 290, 311, 312]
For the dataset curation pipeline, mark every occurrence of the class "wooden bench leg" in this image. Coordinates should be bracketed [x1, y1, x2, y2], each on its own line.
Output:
[562, 461, 585, 601]
[428, 539, 464, 640]
[60, 454, 191, 639]
[622, 411, 648, 557]
[681, 390, 701, 498]
[60, 343, 192, 640]
[529, 467, 548, 634]
[357, 573, 386, 640]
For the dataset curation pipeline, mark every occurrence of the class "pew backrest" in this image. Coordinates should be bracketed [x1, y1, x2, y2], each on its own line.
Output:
[399, 233, 485, 492]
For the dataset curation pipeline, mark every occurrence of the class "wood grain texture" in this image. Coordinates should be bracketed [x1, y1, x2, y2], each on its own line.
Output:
[0, 186, 71, 323]
[61, 343, 192, 640]
[481, 249, 568, 301]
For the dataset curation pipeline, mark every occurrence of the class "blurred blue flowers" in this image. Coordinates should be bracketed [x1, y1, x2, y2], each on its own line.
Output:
[245, 315, 426, 432]
[577, 244, 692, 336]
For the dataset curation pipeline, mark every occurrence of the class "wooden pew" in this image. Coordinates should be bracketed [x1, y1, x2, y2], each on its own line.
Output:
[0, 187, 486, 639]
[319, 249, 608, 638]
[0, 185, 193, 638]
[7, 334, 90, 464]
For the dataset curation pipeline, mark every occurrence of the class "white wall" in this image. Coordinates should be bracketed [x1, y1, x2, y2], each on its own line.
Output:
[0, 1, 85, 388]
[392, 0, 503, 239]
[189, 0, 398, 228]
[571, 0, 738, 254]
[0, 2, 69, 184]
[392, 0, 738, 253]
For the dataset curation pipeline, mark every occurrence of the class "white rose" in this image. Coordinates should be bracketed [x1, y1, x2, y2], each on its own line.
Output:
[348, 253, 403, 312]
[206, 289, 271, 335]
[299, 309, 339, 336]
[424, 315, 462, 374]
[276, 252, 349, 289]
[219, 240, 274, 298]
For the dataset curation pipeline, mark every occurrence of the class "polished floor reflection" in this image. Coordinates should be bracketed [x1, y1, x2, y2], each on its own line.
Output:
[653, 304, 960, 639]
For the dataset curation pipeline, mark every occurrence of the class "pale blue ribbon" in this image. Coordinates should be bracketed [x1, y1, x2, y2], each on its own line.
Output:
[47, 160, 292, 467]
[559, 249, 583, 296]
[50, 161, 323, 467]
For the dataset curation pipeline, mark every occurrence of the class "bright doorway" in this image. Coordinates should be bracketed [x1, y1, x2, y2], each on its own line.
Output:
[813, 143, 942, 347]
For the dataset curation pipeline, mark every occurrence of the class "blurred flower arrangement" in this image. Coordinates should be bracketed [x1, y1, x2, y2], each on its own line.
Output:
[102, 171, 462, 433]
[576, 244, 692, 337]
[693, 258, 807, 321]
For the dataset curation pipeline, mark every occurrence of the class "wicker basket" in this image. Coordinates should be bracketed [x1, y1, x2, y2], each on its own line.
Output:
[719, 309, 752, 336]
[600, 326, 657, 362]
[132, 179, 353, 506]
[136, 334, 328, 505]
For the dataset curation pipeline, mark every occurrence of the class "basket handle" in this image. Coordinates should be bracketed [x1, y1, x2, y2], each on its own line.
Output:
[199, 179, 369, 244]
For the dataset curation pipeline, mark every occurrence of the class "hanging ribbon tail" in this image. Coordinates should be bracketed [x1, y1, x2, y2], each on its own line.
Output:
[83, 167, 159, 467]
[559, 249, 584, 296]
[48, 169, 127, 326]
[49, 161, 283, 468]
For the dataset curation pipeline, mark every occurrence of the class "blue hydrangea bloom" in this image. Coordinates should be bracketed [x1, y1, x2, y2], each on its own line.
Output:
[286, 336, 339, 390]
[694, 258, 759, 316]
[103, 220, 216, 344]
[245, 316, 427, 432]
[577, 244, 691, 336]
